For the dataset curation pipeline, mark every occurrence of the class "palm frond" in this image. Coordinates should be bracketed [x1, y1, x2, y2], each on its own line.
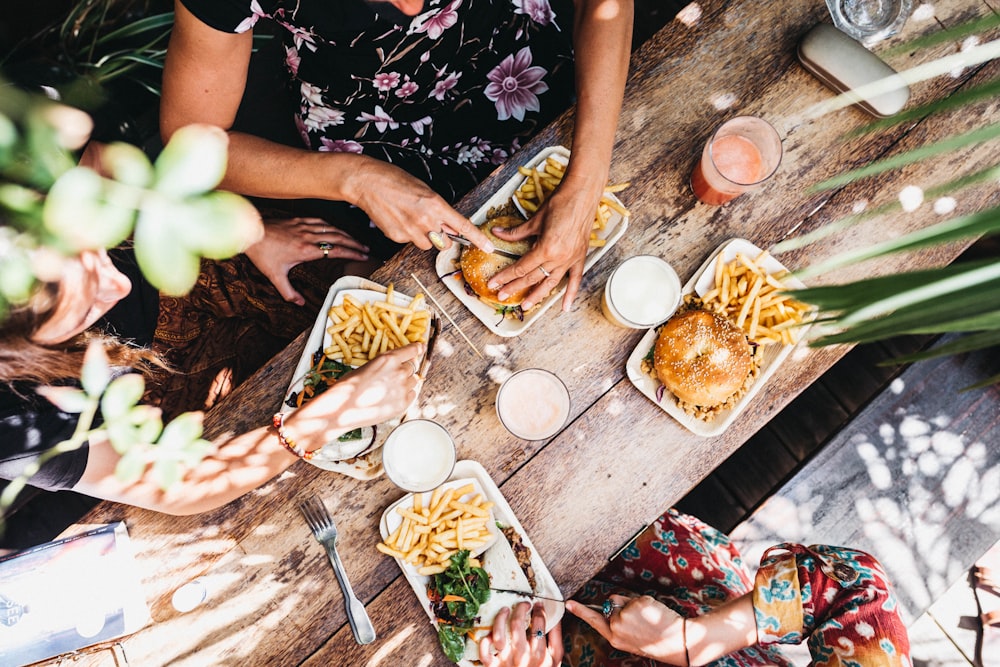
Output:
[881, 13, 1000, 57]
[881, 330, 1000, 363]
[810, 122, 1000, 192]
[792, 204, 1000, 278]
[845, 76, 1000, 138]
[776, 163, 1000, 253]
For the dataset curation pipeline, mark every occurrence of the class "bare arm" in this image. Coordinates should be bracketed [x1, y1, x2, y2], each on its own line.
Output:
[74, 344, 424, 515]
[490, 0, 633, 311]
[566, 593, 757, 666]
[161, 0, 490, 251]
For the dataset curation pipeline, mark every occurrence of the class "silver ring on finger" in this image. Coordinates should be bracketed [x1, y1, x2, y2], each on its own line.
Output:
[318, 241, 334, 258]
[427, 230, 446, 251]
[537, 265, 551, 278]
[406, 360, 419, 376]
[602, 599, 622, 620]
[533, 629, 545, 639]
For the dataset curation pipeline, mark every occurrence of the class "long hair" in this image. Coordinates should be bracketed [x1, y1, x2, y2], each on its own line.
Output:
[0, 276, 162, 392]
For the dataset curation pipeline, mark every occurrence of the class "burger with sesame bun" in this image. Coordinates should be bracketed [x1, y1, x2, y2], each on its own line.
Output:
[459, 216, 533, 317]
[653, 308, 755, 412]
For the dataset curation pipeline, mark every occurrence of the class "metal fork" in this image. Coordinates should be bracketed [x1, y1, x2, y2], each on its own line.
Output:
[299, 496, 376, 645]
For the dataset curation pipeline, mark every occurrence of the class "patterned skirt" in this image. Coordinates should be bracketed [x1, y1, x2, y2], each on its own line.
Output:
[147, 252, 353, 421]
[562, 508, 791, 667]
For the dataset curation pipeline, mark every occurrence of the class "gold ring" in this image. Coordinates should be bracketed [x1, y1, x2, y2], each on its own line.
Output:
[537, 266, 551, 278]
[427, 231, 446, 251]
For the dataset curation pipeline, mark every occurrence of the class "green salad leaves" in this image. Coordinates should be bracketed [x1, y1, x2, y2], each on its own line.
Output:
[427, 550, 491, 663]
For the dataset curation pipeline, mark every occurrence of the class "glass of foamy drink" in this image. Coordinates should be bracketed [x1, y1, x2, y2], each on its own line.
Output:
[382, 420, 457, 492]
[602, 255, 681, 329]
[690, 116, 782, 205]
[496, 369, 571, 441]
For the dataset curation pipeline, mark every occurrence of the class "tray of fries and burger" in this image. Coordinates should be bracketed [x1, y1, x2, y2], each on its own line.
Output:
[377, 459, 563, 665]
[626, 238, 814, 437]
[435, 145, 631, 337]
[283, 276, 436, 477]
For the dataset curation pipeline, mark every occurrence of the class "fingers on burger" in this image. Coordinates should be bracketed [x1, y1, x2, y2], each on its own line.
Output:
[652, 309, 757, 418]
[459, 216, 532, 317]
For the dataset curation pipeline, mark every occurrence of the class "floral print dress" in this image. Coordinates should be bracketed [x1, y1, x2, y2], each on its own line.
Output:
[180, 0, 576, 205]
[564, 509, 912, 666]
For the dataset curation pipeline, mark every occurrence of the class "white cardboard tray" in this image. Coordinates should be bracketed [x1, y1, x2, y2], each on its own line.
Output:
[283, 276, 429, 475]
[435, 145, 628, 337]
[379, 459, 564, 666]
[625, 238, 808, 437]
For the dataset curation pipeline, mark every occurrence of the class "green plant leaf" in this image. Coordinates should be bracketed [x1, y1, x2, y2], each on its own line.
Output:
[133, 204, 203, 295]
[100, 373, 146, 420]
[157, 412, 205, 450]
[0, 252, 36, 303]
[176, 191, 263, 259]
[43, 167, 137, 250]
[35, 386, 92, 414]
[845, 77, 1000, 138]
[181, 439, 214, 467]
[793, 206, 1000, 278]
[153, 125, 229, 197]
[132, 406, 164, 445]
[151, 459, 183, 490]
[106, 421, 140, 454]
[90, 13, 174, 47]
[810, 122, 1000, 192]
[80, 340, 112, 396]
[880, 330, 1000, 363]
[115, 447, 148, 485]
[100, 142, 154, 188]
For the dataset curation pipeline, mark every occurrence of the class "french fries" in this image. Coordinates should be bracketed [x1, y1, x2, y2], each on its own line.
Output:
[324, 284, 431, 366]
[700, 251, 812, 346]
[376, 483, 496, 575]
[513, 156, 630, 248]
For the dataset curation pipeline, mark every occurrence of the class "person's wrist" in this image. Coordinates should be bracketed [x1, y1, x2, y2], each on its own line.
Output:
[332, 152, 372, 206]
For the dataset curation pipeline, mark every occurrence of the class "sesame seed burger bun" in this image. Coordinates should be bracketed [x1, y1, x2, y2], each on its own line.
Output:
[653, 309, 753, 407]
[460, 216, 532, 307]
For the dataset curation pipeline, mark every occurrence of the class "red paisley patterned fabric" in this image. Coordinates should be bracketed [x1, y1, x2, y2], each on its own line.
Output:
[563, 509, 911, 666]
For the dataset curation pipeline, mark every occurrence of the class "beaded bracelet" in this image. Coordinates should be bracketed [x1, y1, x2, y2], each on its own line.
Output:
[272, 412, 315, 461]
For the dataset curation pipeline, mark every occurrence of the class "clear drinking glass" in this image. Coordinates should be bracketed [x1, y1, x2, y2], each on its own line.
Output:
[496, 369, 571, 441]
[381, 420, 457, 492]
[825, 0, 913, 45]
[601, 255, 681, 329]
[690, 116, 782, 206]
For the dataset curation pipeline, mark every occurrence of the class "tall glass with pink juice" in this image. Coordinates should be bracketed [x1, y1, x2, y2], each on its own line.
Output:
[690, 116, 782, 205]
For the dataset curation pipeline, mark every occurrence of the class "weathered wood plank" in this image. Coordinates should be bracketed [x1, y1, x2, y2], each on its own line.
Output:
[730, 340, 1000, 624]
[64, 0, 1000, 664]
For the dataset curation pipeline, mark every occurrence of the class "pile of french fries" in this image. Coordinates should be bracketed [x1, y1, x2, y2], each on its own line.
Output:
[700, 252, 812, 346]
[376, 483, 496, 575]
[324, 284, 430, 366]
[513, 156, 630, 248]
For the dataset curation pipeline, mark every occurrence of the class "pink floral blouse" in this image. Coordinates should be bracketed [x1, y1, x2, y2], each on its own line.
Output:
[179, 0, 576, 203]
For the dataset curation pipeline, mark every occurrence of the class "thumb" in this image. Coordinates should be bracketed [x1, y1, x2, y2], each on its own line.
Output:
[565, 600, 613, 643]
[491, 218, 539, 241]
[272, 271, 305, 306]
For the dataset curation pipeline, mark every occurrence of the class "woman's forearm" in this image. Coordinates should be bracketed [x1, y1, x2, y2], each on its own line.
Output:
[687, 594, 758, 666]
[564, 0, 633, 195]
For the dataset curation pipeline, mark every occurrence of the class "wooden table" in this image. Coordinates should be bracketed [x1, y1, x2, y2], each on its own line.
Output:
[66, 0, 1000, 664]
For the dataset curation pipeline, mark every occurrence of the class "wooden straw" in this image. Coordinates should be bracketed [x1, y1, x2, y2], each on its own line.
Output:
[410, 272, 484, 359]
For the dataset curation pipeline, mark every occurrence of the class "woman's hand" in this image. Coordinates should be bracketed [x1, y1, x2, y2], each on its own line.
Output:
[480, 602, 563, 667]
[288, 343, 425, 446]
[566, 594, 686, 664]
[244, 217, 370, 305]
[487, 183, 600, 313]
[350, 159, 493, 252]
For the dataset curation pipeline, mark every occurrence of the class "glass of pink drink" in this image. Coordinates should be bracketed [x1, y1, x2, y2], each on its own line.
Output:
[690, 116, 782, 205]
